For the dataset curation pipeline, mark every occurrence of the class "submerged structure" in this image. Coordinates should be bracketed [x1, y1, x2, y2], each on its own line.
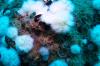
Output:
[0, 0, 100, 66]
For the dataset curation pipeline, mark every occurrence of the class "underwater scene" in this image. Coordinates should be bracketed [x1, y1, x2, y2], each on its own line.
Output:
[0, 0, 100, 66]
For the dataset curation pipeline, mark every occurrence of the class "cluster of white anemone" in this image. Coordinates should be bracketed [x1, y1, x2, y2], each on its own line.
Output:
[0, 47, 20, 66]
[90, 24, 100, 46]
[49, 59, 68, 66]
[39, 47, 49, 61]
[18, 0, 75, 33]
[0, 16, 34, 53]
[0, 0, 75, 65]
[14, 34, 34, 53]
[0, 16, 34, 66]
[92, 0, 100, 10]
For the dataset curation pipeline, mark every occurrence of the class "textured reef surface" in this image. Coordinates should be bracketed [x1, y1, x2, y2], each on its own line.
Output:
[0, 0, 100, 66]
